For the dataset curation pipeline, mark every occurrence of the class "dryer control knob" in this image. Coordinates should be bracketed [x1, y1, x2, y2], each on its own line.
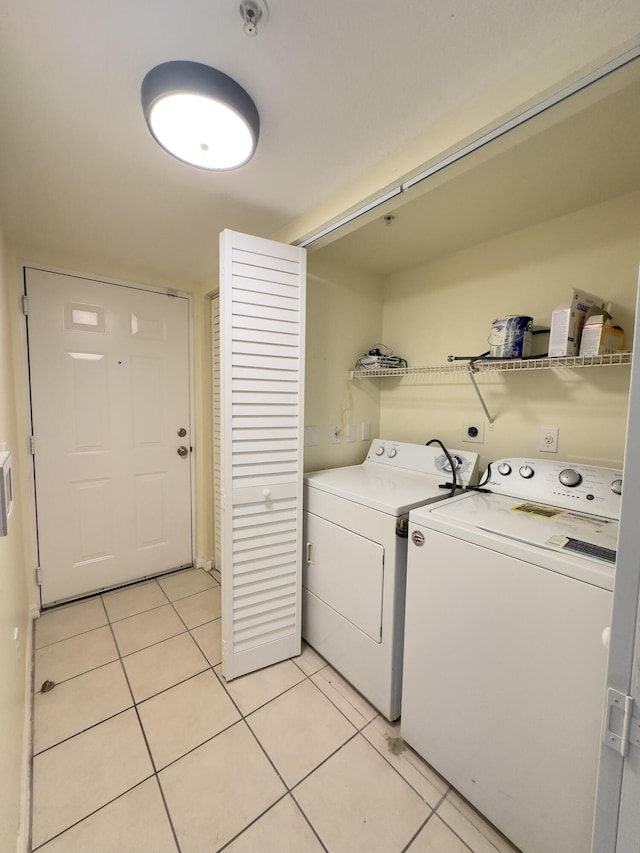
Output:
[387, 448, 397, 458]
[375, 445, 385, 456]
[519, 465, 534, 479]
[497, 462, 512, 476]
[559, 468, 582, 487]
[611, 478, 623, 495]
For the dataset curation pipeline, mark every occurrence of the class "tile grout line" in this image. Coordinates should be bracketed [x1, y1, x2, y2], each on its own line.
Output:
[104, 601, 184, 853]
[358, 716, 452, 808]
[214, 792, 290, 853]
[304, 667, 375, 731]
[32, 703, 134, 758]
[203, 650, 348, 851]
[34, 571, 492, 853]
[437, 790, 518, 853]
[400, 806, 476, 853]
[288, 791, 331, 853]
[30, 570, 217, 853]
[29, 776, 159, 853]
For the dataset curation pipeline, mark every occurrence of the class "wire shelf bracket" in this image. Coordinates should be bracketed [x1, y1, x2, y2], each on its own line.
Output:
[346, 352, 632, 424]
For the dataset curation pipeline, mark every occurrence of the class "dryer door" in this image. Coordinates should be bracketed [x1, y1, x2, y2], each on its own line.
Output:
[303, 511, 384, 642]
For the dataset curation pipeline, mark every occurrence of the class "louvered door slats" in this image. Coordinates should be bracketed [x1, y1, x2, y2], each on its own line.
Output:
[220, 230, 305, 680]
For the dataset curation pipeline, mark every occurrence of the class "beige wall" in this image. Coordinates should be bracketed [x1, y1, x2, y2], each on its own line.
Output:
[303, 256, 383, 472]
[379, 192, 640, 469]
[0, 233, 31, 850]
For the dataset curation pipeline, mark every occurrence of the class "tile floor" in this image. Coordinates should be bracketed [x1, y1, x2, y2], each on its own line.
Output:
[30, 567, 519, 853]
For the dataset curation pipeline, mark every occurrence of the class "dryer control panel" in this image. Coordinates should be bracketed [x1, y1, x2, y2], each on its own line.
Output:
[366, 440, 480, 487]
[486, 457, 623, 519]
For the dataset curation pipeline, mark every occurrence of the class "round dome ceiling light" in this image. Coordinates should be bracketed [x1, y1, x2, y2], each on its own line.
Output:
[141, 61, 260, 170]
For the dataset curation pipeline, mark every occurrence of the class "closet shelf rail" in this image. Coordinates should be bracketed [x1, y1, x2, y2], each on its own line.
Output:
[347, 351, 632, 425]
[346, 351, 632, 380]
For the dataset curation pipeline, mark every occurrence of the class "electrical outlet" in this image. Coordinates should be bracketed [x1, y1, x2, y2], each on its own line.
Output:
[462, 422, 485, 443]
[361, 422, 371, 441]
[540, 426, 559, 453]
[347, 423, 356, 443]
[330, 424, 341, 444]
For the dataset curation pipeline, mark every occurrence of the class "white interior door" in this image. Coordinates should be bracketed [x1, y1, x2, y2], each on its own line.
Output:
[212, 294, 222, 573]
[592, 274, 640, 853]
[219, 230, 306, 680]
[27, 268, 193, 605]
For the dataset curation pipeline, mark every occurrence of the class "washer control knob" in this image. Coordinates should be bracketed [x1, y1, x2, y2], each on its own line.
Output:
[611, 478, 623, 496]
[387, 447, 397, 458]
[411, 530, 425, 547]
[375, 445, 385, 456]
[559, 468, 582, 487]
[497, 462, 512, 476]
[519, 465, 534, 479]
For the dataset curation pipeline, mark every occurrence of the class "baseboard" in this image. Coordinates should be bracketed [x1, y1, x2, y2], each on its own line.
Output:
[195, 556, 215, 573]
[16, 611, 35, 853]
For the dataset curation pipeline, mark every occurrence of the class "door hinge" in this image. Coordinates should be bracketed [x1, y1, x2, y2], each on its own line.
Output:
[604, 688, 640, 756]
[22, 295, 28, 316]
[29, 435, 35, 455]
[35, 567, 42, 586]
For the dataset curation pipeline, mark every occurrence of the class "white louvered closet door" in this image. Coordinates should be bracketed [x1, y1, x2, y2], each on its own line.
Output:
[219, 229, 306, 680]
[211, 295, 222, 573]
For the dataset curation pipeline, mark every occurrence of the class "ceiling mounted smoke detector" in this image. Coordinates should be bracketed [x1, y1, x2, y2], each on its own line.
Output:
[141, 60, 260, 170]
[240, 0, 268, 36]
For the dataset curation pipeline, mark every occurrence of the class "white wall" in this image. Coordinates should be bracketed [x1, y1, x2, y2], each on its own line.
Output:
[303, 256, 383, 471]
[0, 233, 32, 852]
[380, 192, 640, 469]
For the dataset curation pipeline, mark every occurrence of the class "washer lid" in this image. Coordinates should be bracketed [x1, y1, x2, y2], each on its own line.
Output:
[417, 491, 619, 565]
[304, 465, 451, 515]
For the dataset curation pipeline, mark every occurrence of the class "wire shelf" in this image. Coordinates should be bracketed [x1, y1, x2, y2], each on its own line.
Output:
[347, 351, 632, 380]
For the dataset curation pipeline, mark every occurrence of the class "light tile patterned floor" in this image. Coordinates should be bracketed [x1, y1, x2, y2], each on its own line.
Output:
[30, 567, 520, 853]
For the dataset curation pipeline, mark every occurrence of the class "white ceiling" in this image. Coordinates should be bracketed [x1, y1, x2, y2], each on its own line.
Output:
[1, 1, 639, 287]
[317, 59, 640, 275]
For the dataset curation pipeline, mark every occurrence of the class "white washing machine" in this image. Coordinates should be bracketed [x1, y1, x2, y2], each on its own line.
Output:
[401, 457, 622, 853]
[302, 439, 480, 721]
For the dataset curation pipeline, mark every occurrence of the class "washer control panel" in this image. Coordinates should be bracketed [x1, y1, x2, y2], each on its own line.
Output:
[365, 439, 480, 487]
[486, 457, 623, 519]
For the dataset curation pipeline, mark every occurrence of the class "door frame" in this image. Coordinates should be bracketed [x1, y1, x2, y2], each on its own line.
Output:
[19, 263, 197, 609]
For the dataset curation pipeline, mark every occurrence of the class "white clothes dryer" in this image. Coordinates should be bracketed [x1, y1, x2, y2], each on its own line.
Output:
[302, 439, 479, 721]
[401, 457, 622, 853]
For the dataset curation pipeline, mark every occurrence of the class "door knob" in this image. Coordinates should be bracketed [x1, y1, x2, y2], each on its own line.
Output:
[177, 446, 189, 457]
[177, 427, 187, 437]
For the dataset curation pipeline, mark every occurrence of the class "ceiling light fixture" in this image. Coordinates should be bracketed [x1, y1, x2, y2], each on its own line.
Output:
[141, 60, 260, 170]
